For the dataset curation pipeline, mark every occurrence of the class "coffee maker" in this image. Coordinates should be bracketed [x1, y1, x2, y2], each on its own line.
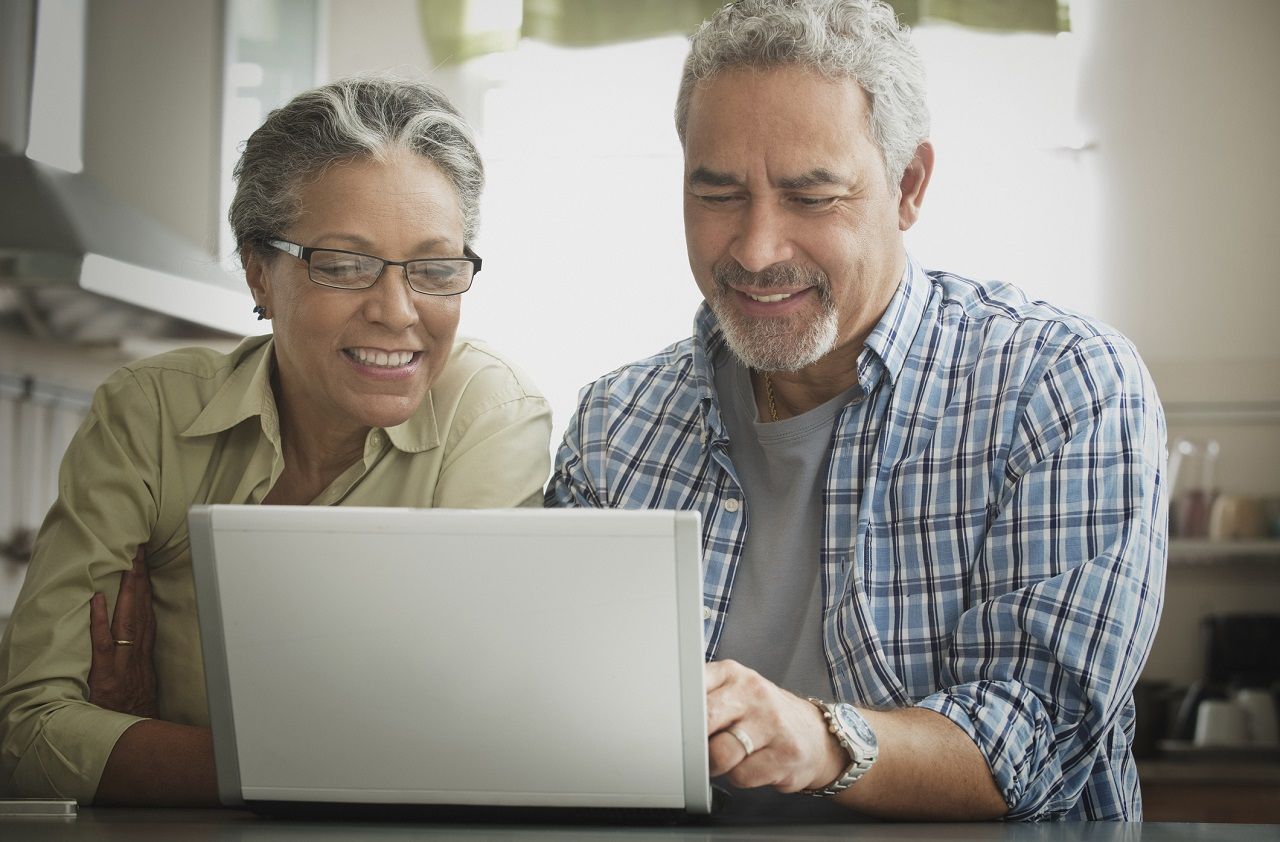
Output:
[1169, 613, 1280, 743]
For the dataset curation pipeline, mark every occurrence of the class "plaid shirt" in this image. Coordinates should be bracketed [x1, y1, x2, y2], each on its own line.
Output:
[546, 257, 1167, 821]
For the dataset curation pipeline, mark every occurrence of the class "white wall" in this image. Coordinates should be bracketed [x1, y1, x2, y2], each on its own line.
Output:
[1076, 0, 1280, 684]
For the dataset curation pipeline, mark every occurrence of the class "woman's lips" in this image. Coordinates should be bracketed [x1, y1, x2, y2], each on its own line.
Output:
[342, 347, 423, 380]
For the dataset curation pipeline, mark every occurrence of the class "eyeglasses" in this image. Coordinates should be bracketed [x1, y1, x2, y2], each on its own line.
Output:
[267, 239, 481, 296]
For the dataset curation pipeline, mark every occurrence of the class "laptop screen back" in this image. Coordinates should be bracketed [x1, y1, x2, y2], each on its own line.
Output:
[189, 506, 711, 813]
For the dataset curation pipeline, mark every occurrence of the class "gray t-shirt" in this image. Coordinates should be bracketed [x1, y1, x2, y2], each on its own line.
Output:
[711, 353, 864, 818]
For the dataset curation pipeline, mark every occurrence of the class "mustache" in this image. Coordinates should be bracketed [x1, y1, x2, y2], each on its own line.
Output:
[713, 261, 829, 295]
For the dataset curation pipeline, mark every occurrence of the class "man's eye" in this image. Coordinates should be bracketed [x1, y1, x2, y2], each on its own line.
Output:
[698, 194, 739, 204]
[793, 196, 838, 208]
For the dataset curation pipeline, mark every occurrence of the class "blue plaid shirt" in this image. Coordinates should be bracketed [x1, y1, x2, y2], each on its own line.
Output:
[546, 257, 1167, 821]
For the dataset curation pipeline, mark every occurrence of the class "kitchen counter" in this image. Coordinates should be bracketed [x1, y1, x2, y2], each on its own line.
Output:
[1139, 758, 1280, 823]
[1, 809, 1278, 841]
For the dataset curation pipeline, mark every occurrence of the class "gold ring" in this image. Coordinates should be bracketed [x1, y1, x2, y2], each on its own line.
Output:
[113, 639, 136, 646]
[726, 725, 755, 756]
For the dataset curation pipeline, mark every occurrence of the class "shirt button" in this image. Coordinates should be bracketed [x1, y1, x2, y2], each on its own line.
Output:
[723, 498, 740, 513]
[702, 606, 713, 621]
[369, 432, 382, 446]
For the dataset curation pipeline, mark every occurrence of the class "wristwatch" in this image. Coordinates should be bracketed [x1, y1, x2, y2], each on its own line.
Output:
[802, 697, 878, 797]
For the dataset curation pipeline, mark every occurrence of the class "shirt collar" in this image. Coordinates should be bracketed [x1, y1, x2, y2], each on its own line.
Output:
[692, 303, 729, 441]
[690, 253, 933, 436]
[181, 335, 280, 440]
[384, 393, 439, 453]
[181, 335, 439, 453]
[861, 254, 932, 388]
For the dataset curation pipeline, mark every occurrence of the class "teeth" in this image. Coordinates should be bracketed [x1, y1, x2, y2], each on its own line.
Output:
[347, 348, 415, 367]
[748, 292, 794, 303]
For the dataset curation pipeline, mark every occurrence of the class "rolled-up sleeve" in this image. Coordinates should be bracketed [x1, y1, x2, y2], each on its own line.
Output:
[915, 334, 1167, 820]
[0, 370, 158, 801]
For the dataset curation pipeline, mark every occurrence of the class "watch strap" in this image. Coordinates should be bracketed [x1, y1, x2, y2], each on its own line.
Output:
[801, 697, 877, 797]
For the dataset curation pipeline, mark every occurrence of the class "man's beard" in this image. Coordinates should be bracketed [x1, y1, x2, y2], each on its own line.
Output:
[708, 261, 839, 373]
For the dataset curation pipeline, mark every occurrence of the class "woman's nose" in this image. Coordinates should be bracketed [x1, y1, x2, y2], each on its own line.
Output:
[362, 266, 420, 330]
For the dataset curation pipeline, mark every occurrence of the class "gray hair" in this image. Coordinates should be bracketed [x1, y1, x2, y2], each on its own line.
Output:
[229, 76, 483, 263]
[675, 0, 929, 187]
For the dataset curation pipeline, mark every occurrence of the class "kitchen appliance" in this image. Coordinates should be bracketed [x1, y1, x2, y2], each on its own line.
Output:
[0, 0, 258, 337]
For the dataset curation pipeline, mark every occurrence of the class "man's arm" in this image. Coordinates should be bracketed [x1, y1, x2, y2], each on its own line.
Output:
[706, 660, 1006, 819]
[710, 333, 1165, 820]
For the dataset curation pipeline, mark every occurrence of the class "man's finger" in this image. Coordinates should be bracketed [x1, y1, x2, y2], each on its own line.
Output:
[704, 659, 734, 691]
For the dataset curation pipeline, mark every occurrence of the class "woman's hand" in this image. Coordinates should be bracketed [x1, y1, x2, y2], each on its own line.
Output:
[88, 550, 159, 718]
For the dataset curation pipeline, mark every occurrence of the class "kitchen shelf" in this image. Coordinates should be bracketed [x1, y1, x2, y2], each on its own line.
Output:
[1168, 539, 1280, 565]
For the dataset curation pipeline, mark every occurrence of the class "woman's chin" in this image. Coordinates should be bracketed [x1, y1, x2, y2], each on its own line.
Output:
[346, 394, 423, 431]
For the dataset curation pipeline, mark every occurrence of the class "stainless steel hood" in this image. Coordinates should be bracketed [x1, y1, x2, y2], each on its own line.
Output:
[0, 0, 259, 338]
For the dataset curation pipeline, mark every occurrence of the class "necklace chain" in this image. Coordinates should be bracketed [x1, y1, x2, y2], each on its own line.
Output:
[763, 372, 779, 423]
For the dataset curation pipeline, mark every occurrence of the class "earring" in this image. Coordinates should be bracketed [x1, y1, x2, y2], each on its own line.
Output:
[252, 304, 267, 321]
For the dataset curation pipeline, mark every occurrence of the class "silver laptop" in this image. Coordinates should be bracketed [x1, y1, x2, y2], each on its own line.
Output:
[188, 505, 713, 816]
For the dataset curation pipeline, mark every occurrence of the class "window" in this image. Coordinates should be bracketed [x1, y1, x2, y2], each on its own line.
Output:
[454, 14, 1092, 444]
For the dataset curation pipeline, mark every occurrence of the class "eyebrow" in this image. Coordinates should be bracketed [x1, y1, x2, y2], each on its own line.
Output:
[687, 167, 741, 188]
[776, 168, 850, 190]
[687, 166, 852, 190]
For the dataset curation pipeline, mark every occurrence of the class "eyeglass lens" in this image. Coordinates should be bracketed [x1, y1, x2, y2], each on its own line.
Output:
[308, 250, 474, 294]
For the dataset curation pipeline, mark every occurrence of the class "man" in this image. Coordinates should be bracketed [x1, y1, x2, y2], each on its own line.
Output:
[547, 0, 1166, 822]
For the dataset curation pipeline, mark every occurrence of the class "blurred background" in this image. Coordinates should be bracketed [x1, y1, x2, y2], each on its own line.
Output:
[1, 0, 1277, 822]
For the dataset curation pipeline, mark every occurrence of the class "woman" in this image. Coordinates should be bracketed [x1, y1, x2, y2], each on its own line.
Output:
[0, 77, 551, 805]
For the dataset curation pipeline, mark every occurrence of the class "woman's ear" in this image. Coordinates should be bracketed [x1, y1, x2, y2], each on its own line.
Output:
[243, 247, 271, 311]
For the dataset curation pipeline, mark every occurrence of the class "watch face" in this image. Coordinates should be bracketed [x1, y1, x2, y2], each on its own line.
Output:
[834, 704, 877, 751]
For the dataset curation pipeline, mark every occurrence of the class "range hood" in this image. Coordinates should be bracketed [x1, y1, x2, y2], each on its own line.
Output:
[0, 0, 259, 338]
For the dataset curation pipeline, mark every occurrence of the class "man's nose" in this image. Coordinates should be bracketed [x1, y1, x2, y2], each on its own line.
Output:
[729, 200, 794, 273]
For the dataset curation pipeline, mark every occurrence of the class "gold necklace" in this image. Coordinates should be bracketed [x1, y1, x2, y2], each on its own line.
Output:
[763, 372, 779, 422]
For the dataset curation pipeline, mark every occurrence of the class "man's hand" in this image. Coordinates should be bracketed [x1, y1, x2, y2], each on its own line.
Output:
[705, 659, 846, 793]
[88, 549, 159, 718]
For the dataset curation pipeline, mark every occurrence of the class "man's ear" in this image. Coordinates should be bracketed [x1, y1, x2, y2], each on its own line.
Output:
[897, 140, 934, 231]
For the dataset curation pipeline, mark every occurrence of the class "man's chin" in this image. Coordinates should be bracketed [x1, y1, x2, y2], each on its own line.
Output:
[715, 310, 838, 373]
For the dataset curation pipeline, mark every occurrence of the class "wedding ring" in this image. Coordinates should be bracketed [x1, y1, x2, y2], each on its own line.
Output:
[727, 725, 755, 757]
[113, 639, 136, 646]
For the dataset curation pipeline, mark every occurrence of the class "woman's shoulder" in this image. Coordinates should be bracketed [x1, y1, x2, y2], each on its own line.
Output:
[96, 335, 272, 415]
[431, 336, 546, 410]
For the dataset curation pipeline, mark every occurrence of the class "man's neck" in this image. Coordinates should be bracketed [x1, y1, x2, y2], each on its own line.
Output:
[753, 342, 863, 422]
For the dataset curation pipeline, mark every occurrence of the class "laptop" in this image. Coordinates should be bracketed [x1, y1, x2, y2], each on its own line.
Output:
[188, 505, 713, 817]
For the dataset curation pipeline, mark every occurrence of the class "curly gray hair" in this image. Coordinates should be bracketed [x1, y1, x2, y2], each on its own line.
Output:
[675, 0, 929, 187]
[229, 76, 483, 263]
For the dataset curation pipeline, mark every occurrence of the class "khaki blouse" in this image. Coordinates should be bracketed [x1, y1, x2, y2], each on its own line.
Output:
[0, 334, 551, 802]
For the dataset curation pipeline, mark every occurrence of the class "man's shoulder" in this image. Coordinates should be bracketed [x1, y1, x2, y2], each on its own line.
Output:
[920, 270, 1154, 413]
[924, 270, 1139, 366]
[577, 335, 701, 401]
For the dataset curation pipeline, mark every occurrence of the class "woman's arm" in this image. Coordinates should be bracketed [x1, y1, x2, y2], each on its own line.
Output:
[95, 721, 217, 806]
[86, 553, 218, 805]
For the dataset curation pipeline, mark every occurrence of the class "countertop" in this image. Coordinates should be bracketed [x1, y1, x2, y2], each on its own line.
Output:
[1, 809, 1278, 841]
